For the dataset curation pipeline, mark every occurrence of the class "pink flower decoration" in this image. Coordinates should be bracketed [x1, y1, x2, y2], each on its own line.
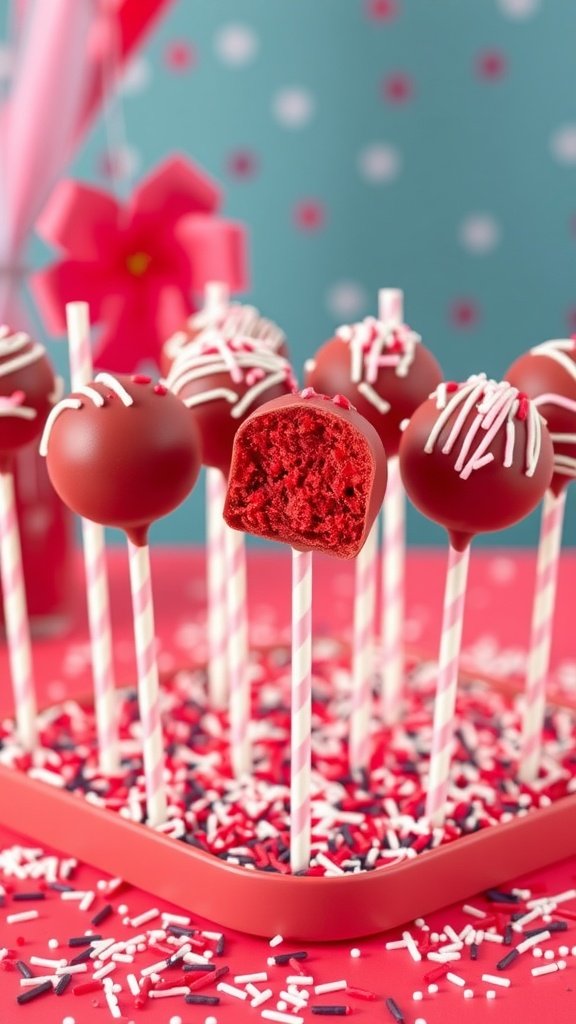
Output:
[32, 156, 248, 373]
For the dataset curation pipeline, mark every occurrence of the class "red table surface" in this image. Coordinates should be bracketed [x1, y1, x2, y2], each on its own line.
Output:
[1, 547, 576, 1024]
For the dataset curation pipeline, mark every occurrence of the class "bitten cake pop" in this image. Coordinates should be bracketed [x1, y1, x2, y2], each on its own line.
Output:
[224, 389, 387, 557]
[399, 376, 553, 826]
[224, 387, 387, 872]
[41, 372, 202, 827]
[41, 373, 201, 546]
[162, 301, 288, 375]
[506, 339, 576, 781]
[0, 324, 59, 466]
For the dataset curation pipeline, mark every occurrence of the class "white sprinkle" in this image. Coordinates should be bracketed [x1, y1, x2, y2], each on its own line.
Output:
[532, 962, 561, 977]
[413, 990, 423, 1000]
[559, 945, 570, 957]
[56, 963, 87, 975]
[19, 976, 57, 987]
[314, 980, 347, 995]
[427, 951, 461, 962]
[126, 973, 140, 995]
[183, 951, 211, 966]
[48, 938, 59, 950]
[234, 971, 268, 983]
[112, 952, 134, 963]
[7, 910, 39, 924]
[486, 990, 496, 1000]
[140, 959, 169, 977]
[385, 939, 408, 950]
[261, 1011, 304, 1024]
[201, 931, 223, 940]
[30, 956, 66, 968]
[286, 976, 314, 985]
[481, 974, 510, 988]
[60, 892, 87, 902]
[217, 981, 249, 1000]
[93, 962, 116, 980]
[446, 972, 466, 987]
[444, 926, 461, 943]
[464, 989, 474, 999]
[129, 908, 159, 928]
[482, 931, 504, 944]
[427, 983, 439, 994]
[161, 913, 191, 926]
[79, 891, 95, 912]
[251, 987, 273, 1007]
[269, 934, 284, 947]
[149, 987, 189, 998]
[350, 947, 361, 958]
[544, 949, 555, 960]
[402, 930, 422, 962]
[517, 931, 550, 954]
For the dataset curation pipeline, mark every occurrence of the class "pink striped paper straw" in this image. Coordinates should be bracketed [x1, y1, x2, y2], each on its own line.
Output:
[206, 468, 228, 708]
[426, 543, 470, 825]
[0, 471, 36, 750]
[350, 521, 378, 775]
[127, 540, 167, 826]
[378, 288, 407, 724]
[66, 302, 118, 775]
[291, 548, 312, 873]
[225, 525, 250, 777]
[520, 489, 566, 782]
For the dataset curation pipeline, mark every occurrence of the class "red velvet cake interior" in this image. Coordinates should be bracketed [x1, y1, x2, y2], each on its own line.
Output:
[225, 403, 376, 556]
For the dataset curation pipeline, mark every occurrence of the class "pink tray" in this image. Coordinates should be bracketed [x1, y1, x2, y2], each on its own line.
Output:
[2, 668, 576, 942]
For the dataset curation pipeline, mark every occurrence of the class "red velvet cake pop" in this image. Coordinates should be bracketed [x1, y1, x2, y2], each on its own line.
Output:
[224, 388, 388, 557]
[40, 373, 201, 545]
[162, 302, 288, 375]
[166, 332, 297, 475]
[305, 316, 442, 456]
[399, 375, 554, 550]
[506, 338, 576, 497]
[0, 324, 59, 468]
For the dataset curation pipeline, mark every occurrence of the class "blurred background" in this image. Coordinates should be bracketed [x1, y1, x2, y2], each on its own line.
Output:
[2, 0, 576, 549]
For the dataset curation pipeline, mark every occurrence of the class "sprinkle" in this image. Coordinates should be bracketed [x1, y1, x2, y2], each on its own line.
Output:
[463, 904, 486, 918]
[273, 951, 309, 965]
[250, 988, 273, 1007]
[129, 908, 159, 927]
[385, 996, 405, 1022]
[349, 948, 361, 958]
[57, 963, 87, 975]
[402, 930, 422, 962]
[496, 949, 519, 970]
[532, 961, 565, 977]
[412, 990, 423, 1001]
[7, 910, 39, 924]
[314, 980, 347, 995]
[234, 971, 268, 983]
[216, 981, 248, 1000]
[446, 972, 466, 987]
[16, 980, 53, 1004]
[131, 374, 152, 384]
[19, 976, 56, 986]
[68, 935, 101, 947]
[184, 993, 220, 1005]
[15, 959, 33, 978]
[464, 989, 474, 999]
[287, 976, 314, 985]
[481, 974, 510, 988]
[79, 892, 95, 912]
[311, 1009, 350, 1016]
[72, 980, 102, 995]
[154, 383, 167, 395]
[55, 974, 72, 995]
[149, 987, 190, 998]
[261, 1012, 304, 1024]
[92, 961, 115, 980]
[270, 935, 284, 947]
[13, 891, 45, 901]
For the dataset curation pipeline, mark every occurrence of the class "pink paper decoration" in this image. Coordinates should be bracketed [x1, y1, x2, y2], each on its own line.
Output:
[32, 157, 248, 372]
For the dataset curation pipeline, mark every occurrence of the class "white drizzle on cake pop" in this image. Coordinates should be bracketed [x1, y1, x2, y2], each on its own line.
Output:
[166, 331, 296, 420]
[527, 339, 576, 479]
[425, 375, 543, 480]
[0, 324, 47, 379]
[40, 375, 143, 457]
[335, 315, 421, 415]
[164, 303, 286, 365]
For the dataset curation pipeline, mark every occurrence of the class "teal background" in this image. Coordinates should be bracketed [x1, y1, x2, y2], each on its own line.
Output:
[5, 0, 576, 546]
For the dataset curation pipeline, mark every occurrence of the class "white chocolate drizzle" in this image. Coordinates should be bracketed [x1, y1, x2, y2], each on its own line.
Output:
[425, 375, 543, 479]
[94, 373, 133, 407]
[164, 303, 286, 364]
[335, 315, 421, 414]
[0, 324, 46, 380]
[166, 331, 295, 421]
[39, 399, 83, 456]
[525, 339, 576, 479]
[40, 374, 138, 457]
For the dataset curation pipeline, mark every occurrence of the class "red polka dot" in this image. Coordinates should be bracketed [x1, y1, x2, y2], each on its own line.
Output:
[165, 40, 196, 72]
[382, 72, 414, 104]
[294, 200, 326, 232]
[226, 150, 259, 180]
[451, 300, 480, 329]
[365, 0, 398, 20]
[476, 50, 507, 80]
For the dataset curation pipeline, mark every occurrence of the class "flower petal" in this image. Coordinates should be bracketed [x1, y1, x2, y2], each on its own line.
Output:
[36, 180, 122, 258]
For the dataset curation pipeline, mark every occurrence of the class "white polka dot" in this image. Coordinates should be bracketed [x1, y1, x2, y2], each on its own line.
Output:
[459, 214, 501, 254]
[273, 87, 315, 128]
[120, 55, 152, 95]
[326, 281, 368, 320]
[497, 0, 540, 17]
[215, 24, 259, 67]
[0, 44, 13, 82]
[487, 557, 517, 584]
[358, 143, 402, 183]
[551, 125, 576, 165]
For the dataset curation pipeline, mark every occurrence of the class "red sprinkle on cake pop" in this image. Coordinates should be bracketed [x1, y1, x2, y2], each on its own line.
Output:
[224, 388, 388, 557]
[166, 332, 297, 475]
[162, 302, 288, 375]
[399, 375, 554, 550]
[305, 315, 442, 456]
[40, 373, 201, 545]
[506, 338, 576, 496]
[0, 325, 59, 468]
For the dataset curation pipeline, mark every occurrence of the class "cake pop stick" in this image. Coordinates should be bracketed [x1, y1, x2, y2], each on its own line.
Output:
[224, 389, 388, 870]
[507, 338, 576, 780]
[349, 520, 378, 775]
[378, 288, 407, 724]
[291, 548, 312, 872]
[0, 326, 58, 749]
[66, 302, 118, 774]
[42, 374, 201, 825]
[399, 376, 553, 824]
[226, 522, 250, 776]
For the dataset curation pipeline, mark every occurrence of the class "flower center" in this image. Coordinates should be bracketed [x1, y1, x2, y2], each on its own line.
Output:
[126, 251, 151, 276]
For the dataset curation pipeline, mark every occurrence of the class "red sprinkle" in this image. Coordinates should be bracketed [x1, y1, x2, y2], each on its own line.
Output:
[154, 384, 168, 396]
[74, 980, 103, 995]
[131, 374, 152, 384]
[346, 985, 379, 1000]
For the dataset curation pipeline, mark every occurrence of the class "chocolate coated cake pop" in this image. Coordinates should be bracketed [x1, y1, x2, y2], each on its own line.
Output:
[166, 332, 296, 475]
[0, 325, 59, 468]
[506, 338, 576, 496]
[305, 316, 442, 456]
[399, 376, 554, 551]
[41, 373, 201, 545]
[224, 388, 388, 558]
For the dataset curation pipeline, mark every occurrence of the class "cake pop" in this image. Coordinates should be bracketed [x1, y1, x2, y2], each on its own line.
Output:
[162, 302, 288, 376]
[224, 388, 387, 558]
[0, 324, 59, 467]
[399, 375, 553, 825]
[506, 338, 576, 496]
[399, 375, 554, 551]
[165, 332, 296, 475]
[305, 315, 442, 456]
[41, 373, 201, 545]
